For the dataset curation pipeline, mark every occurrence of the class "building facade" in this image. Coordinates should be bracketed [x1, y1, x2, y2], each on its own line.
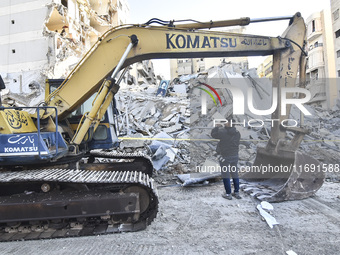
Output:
[306, 10, 337, 109]
[170, 57, 249, 80]
[331, 0, 340, 104]
[129, 60, 158, 85]
[257, 10, 338, 109]
[332, 0, 340, 76]
[0, 0, 129, 106]
[257, 56, 273, 79]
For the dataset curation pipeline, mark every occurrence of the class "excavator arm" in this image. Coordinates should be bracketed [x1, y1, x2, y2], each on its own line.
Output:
[45, 13, 306, 147]
[45, 14, 302, 118]
[46, 12, 323, 203]
[44, 13, 324, 203]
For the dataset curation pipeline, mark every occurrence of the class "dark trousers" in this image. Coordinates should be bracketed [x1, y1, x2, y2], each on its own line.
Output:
[220, 155, 239, 194]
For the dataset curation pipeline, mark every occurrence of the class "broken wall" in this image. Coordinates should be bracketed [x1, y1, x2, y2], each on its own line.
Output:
[0, 0, 128, 107]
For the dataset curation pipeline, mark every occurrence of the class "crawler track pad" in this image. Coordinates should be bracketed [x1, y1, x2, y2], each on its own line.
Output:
[0, 190, 140, 223]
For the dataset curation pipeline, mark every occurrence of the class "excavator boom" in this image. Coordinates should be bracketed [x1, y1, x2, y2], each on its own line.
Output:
[46, 16, 300, 120]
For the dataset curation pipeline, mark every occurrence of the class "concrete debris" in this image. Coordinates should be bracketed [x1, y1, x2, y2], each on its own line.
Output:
[1, 71, 46, 108]
[260, 201, 274, 211]
[256, 203, 279, 228]
[166, 148, 179, 162]
[162, 124, 183, 133]
[286, 250, 298, 255]
[114, 61, 340, 185]
[119, 133, 145, 149]
[177, 159, 221, 186]
[152, 145, 167, 161]
[177, 172, 221, 186]
[153, 155, 170, 171]
[171, 83, 187, 95]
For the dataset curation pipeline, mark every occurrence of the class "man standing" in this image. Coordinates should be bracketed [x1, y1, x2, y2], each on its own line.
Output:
[211, 119, 241, 200]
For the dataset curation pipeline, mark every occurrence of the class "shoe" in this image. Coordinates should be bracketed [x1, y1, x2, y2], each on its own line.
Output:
[222, 193, 232, 200]
[232, 192, 242, 199]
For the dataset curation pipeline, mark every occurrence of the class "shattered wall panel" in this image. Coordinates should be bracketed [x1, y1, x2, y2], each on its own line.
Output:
[45, 7, 68, 31]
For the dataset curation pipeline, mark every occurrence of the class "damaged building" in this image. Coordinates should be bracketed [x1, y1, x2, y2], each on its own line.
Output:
[128, 60, 160, 86]
[170, 28, 249, 80]
[0, 0, 129, 106]
[170, 57, 248, 79]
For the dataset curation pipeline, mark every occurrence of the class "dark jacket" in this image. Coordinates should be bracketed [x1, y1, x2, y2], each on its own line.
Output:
[211, 126, 240, 157]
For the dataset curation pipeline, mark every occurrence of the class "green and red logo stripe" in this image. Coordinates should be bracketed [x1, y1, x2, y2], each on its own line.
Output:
[197, 83, 222, 106]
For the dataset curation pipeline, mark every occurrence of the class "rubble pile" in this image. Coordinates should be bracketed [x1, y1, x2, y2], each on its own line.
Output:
[113, 63, 274, 175]
[298, 101, 340, 181]
[115, 63, 340, 183]
[114, 82, 192, 174]
[186, 64, 273, 169]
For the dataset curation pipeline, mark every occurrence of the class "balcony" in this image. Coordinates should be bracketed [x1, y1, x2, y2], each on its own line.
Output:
[306, 46, 324, 72]
[307, 30, 322, 41]
[306, 16, 322, 41]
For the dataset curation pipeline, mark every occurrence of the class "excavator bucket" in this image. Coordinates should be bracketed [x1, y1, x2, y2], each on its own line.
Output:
[237, 13, 325, 202]
[241, 149, 325, 202]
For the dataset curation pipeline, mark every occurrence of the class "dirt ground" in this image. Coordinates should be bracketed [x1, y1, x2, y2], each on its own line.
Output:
[0, 179, 339, 255]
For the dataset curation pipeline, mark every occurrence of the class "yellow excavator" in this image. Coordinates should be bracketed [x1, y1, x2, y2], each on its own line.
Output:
[0, 12, 324, 241]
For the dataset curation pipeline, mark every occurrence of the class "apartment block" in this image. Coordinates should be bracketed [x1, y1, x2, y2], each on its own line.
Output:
[257, 56, 273, 79]
[170, 57, 248, 80]
[306, 10, 337, 109]
[331, 0, 340, 102]
[257, 10, 337, 109]
[129, 60, 158, 85]
[169, 28, 248, 80]
[332, 0, 340, 74]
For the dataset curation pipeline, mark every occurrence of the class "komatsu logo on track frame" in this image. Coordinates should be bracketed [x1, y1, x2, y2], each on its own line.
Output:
[166, 33, 237, 49]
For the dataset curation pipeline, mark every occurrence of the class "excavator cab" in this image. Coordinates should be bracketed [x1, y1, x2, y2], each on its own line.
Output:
[46, 79, 120, 150]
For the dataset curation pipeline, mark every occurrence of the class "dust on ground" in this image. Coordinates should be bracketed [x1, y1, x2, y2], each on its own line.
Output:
[1, 180, 339, 255]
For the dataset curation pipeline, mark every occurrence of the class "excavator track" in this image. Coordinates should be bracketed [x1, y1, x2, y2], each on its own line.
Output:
[89, 150, 154, 176]
[0, 168, 158, 242]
